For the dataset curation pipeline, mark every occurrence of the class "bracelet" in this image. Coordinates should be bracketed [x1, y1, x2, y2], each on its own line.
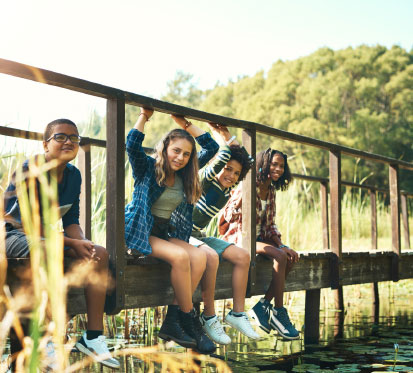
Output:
[226, 135, 236, 145]
[279, 244, 289, 249]
[139, 113, 149, 122]
[184, 120, 192, 129]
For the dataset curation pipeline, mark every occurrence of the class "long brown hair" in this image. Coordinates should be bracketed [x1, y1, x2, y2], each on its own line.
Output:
[153, 129, 202, 204]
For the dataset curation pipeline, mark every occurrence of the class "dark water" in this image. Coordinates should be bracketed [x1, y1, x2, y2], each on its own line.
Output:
[3, 281, 413, 372]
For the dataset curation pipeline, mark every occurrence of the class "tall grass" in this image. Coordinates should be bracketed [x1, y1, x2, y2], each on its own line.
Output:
[0, 128, 412, 371]
[0, 139, 231, 371]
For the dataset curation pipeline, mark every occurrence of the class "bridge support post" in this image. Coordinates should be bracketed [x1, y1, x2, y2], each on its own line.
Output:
[401, 193, 410, 250]
[242, 129, 257, 296]
[79, 144, 92, 240]
[105, 98, 126, 314]
[389, 164, 400, 282]
[304, 289, 320, 344]
[370, 188, 380, 323]
[320, 181, 329, 251]
[329, 150, 344, 322]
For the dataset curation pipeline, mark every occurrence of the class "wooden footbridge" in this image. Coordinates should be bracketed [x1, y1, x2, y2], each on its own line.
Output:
[1, 58, 413, 344]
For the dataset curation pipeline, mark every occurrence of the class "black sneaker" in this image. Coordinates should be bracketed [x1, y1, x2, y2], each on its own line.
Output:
[179, 309, 216, 354]
[271, 306, 300, 340]
[158, 306, 196, 348]
[248, 298, 273, 334]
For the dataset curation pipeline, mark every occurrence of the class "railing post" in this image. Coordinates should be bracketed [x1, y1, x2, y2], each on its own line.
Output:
[304, 181, 327, 343]
[78, 144, 92, 240]
[401, 193, 410, 250]
[242, 129, 256, 296]
[370, 188, 379, 323]
[320, 181, 330, 250]
[329, 150, 342, 287]
[329, 150, 344, 316]
[105, 97, 126, 314]
[370, 189, 378, 251]
[389, 164, 400, 282]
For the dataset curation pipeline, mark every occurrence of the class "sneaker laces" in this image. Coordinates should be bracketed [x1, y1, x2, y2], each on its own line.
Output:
[192, 314, 206, 336]
[94, 335, 111, 355]
[262, 302, 273, 325]
[275, 307, 293, 327]
[240, 313, 256, 332]
[208, 317, 227, 337]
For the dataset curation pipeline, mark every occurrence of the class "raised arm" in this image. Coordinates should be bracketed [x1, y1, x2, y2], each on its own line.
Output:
[200, 123, 237, 182]
[134, 108, 154, 133]
[208, 122, 240, 147]
[171, 115, 219, 168]
[127, 108, 154, 180]
[171, 115, 206, 138]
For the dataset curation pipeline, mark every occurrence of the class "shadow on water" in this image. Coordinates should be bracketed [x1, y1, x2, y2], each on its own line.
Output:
[3, 280, 413, 372]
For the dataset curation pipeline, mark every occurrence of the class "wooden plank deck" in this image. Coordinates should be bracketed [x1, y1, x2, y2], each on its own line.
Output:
[39, 250, 410, 314]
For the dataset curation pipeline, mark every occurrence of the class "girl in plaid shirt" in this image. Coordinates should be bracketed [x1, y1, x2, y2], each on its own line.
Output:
[220, 148, 300, 340]
[125, 109, 218, 354]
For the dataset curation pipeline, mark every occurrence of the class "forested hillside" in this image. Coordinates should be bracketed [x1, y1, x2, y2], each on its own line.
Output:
[83, 45, 413, 190]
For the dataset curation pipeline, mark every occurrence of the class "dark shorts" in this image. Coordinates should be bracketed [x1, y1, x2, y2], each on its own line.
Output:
[5, 225, 31, 258]
[150, 216, 176, 241]
[5, 223, 71, 258]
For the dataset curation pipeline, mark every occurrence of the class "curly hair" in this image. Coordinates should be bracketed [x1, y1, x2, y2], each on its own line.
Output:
[228, 145, 252, 182]
[153, 129, 202, 204]
[256, 148, 292, 191]
[43, 118, 78, 141]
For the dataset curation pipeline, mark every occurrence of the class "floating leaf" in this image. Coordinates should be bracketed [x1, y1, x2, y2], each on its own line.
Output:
[292, 363, 320, 372]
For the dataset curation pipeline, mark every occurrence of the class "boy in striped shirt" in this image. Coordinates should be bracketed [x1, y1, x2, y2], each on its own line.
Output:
[190, 123, 260, 344]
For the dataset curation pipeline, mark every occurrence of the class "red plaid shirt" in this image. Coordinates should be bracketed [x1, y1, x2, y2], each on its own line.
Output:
[219, 182, 281, 245]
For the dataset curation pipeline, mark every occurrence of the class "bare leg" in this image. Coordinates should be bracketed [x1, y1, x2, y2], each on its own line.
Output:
[198, 245, 219, 316]
[222, 245, 250, 313]
[168, 238, 207, 307]
[84, 245, 108, 330]
[256, 241, 290, 308]
[149, 236, 193, 312]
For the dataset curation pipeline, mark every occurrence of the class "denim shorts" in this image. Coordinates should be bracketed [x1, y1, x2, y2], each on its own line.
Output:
[189, 232, 233, 259]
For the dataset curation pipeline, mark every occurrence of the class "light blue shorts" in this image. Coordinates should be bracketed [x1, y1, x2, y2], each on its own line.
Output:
[189, 234, 233, 259]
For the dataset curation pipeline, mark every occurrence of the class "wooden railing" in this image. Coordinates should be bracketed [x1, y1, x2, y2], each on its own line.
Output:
[1, 58, 413, 344]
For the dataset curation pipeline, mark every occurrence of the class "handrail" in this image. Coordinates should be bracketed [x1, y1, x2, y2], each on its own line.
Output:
[1, 58, 413, 171]
[1, 58, 412, 316]
[2, 124, 410, 199]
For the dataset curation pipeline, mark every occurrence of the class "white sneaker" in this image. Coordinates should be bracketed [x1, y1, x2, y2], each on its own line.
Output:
[225, 311, 261, 340]
[41, 340, 58, 371]
[199, 314, 231, 345]
[75, 332, 120, 369]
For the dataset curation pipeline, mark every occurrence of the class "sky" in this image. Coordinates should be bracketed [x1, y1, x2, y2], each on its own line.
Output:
[0, 0, 412, 134]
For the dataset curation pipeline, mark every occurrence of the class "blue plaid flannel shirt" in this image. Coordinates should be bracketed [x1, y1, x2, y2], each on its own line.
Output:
[125, 129, 219, 255]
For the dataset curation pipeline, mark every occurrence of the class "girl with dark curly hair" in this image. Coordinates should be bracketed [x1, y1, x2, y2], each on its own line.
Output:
[220, 148, 300, 340]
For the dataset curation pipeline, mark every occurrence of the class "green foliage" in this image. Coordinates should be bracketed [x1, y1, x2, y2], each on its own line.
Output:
[200, 45, 413, 189]
[79, 45, 413, 191]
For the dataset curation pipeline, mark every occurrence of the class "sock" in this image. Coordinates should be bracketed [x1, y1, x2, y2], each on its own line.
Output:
[86, 330, 102, 340]
[202, 313, 216, 321]
[229, 310, 244, 317]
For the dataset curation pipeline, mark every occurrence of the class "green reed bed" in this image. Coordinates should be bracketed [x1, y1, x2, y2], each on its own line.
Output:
[1, 131, 412, 371]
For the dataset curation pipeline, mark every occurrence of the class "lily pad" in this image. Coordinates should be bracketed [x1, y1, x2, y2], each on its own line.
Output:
[386, 365, 412, 372]
[292, 363, 320, 372]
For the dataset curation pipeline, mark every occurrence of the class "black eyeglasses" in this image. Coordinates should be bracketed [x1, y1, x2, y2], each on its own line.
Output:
[46, 133, 81, 144]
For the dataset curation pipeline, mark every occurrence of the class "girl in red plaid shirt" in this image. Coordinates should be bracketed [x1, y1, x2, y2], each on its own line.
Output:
[220, 148, 300, 339]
